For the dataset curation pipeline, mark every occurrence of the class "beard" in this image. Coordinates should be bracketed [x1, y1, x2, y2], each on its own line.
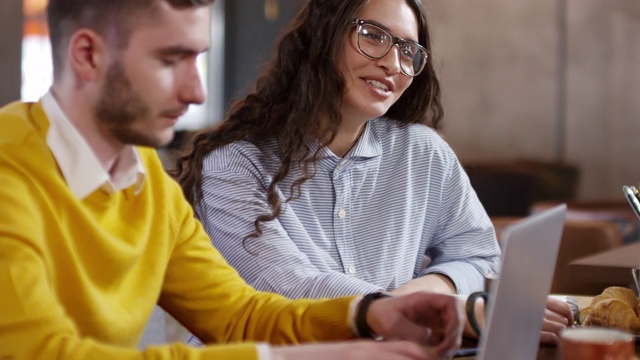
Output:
[94, 61, 173, 149]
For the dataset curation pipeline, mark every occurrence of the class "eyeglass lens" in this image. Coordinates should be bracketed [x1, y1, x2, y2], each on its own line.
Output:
[357, 23, 426, 76]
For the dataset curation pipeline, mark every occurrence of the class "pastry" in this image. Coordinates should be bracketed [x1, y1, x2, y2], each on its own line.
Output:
[582, 298, 640, 333]
[601, 286, 639, 312]
[580, 286, 640, 334]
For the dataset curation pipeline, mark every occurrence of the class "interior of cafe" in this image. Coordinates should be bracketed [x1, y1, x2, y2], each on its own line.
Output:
[2, 0, 640, 357]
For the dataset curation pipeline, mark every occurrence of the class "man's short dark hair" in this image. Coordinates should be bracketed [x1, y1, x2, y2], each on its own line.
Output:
[46, 0, 214, 77]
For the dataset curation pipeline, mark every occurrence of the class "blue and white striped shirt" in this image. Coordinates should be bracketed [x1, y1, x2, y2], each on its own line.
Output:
[196, 118, 501, 299]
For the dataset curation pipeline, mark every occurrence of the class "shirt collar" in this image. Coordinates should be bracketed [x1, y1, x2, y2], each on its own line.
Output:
[344, 120, 382, 159]
[318, 120, 383, 160]
[41, 90, 146, 200]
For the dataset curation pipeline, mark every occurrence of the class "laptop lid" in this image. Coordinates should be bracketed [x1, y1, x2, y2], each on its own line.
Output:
[476, 204, 567, 360]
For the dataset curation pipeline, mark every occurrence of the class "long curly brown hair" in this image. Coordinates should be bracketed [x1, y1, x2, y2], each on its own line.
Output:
[175, 0, 443, 238]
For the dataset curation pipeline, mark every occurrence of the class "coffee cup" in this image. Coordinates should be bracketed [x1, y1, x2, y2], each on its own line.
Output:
[465, 291, 487, 337]
[465, 274, 499, 337]
[484, 273, 499, 292]
[560, 327, 634, 360]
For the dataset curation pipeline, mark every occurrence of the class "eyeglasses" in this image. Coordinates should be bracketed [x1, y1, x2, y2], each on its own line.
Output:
[351, 19, 428, 77]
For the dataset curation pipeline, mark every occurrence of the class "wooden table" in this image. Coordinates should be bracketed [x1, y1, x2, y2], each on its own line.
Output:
[568, 241, 640, 293]
[455, 296, 640, 359]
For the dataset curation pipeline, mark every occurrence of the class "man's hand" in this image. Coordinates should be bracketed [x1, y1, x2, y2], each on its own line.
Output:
[364, 292, 464, 359]
[270, 340, 445, 360]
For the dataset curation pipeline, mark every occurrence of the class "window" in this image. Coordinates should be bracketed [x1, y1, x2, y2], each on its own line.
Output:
[22, 0, 51, 103]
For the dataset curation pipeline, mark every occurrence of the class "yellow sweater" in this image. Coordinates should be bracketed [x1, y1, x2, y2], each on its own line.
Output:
[0, 101, 355, 359]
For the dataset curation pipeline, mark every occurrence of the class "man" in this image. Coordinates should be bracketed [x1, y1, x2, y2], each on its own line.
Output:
[0, 0, 464, 359]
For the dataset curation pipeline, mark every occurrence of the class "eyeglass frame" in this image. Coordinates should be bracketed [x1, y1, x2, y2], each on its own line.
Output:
[350, 18, 429, 78]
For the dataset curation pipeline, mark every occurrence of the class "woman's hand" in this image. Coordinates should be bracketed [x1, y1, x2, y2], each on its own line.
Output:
[539, 296, 574, 344]
[452, 294, 573, 344]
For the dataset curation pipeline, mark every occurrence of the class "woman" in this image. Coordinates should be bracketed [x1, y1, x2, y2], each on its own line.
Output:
[177, 0, 571, 343]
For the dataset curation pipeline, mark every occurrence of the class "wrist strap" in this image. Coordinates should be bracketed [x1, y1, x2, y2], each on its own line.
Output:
[356, 292, 391, 339]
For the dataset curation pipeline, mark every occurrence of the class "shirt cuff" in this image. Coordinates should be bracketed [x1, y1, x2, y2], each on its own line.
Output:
[423, 262, 486, 294]
[256, 343, 272, 360]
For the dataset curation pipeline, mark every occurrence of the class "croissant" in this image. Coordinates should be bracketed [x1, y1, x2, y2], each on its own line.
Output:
[582, 298, 640, 333]
[579, 305, 592, 325]
[601, 286, 639, 312]
[589, 287, 637, 310]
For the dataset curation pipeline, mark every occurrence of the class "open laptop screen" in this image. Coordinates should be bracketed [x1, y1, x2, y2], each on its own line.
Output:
[477, 204, 567, 360]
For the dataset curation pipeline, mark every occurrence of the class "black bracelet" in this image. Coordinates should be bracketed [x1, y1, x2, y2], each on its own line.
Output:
[356, 292, 391, 339]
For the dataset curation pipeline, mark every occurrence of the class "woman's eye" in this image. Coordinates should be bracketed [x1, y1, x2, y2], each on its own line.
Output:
[363, 32, 387, 44]
[401, 47, 415, 58]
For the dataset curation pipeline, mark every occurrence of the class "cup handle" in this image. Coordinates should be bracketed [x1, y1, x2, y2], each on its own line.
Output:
[465, 291, 488, 338]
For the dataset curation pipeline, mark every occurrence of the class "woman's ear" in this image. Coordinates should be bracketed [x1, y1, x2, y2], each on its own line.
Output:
[66, 29, 110, 83]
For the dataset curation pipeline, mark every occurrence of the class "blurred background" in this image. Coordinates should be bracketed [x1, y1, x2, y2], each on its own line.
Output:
[2, 0, 639, 205]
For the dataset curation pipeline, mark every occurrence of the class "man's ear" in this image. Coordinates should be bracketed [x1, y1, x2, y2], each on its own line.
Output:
[67, 29, 110, 83]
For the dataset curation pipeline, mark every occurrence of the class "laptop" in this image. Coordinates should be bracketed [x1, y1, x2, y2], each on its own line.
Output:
[473, 204, 567, 360]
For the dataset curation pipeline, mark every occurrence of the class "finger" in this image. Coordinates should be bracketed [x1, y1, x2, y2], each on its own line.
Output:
[544, 308, 567, 325]
[389, 312, 436, 343]
[432, 296, 464, 358]
[546, 297, 573, 324]
[539, 331, 560, 345]
[411, 293, 461, 339]
[377, 292, 463, 358]
[389, 293, 457, 342]
[540, 317, 567, 337]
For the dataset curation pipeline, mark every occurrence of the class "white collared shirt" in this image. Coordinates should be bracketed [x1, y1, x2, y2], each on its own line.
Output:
[41, 91, 146, 200]
[196, 118, 500, 297]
